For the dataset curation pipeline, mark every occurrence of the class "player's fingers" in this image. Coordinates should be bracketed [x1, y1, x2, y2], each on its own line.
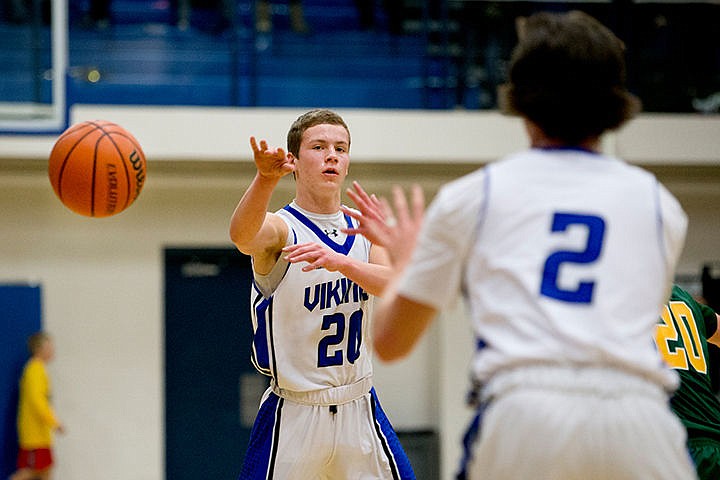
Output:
[349, 189, 387, 223]
[281, 159, 296, 174]
[285, 251, 314, 263]
[366, 193, 386, 220]
[287, 251, 315, 266]
[250, 136, 258, 151]
[283, 242, 315, 253]
[281, 243, 298, 253]
[340, 205, 363, 221]
[302, 263, 323, 272]
[346, 188, 372, 213]
[410, 184, 425, 224]
[391, 185, 410, 226]
[282, 243, 311, 258]
[379, 197, 394, 224]
[352, 181, 372, 203]
[369, 193, 383, 211]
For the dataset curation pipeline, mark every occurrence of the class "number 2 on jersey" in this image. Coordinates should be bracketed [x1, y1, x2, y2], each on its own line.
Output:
[540, 212, 606, 304]
[317, 310, 363, 367]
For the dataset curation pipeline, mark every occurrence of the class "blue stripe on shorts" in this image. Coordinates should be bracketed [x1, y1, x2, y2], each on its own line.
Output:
[456, 407, 483, 480]
[370, 388, 416, 480]
[238, 392, 282, 480]
[239, 388, 415, 479]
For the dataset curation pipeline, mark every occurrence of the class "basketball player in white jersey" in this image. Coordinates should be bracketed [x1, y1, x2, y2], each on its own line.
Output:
[343, 11, 696, 480]
[229, 109, 414, 479]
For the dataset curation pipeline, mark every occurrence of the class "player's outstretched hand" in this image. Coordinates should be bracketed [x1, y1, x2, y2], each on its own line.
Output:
[283, 242, 346, 272]
[343, 182, 425, 268]
[250, 136, 295, 179]
[342, 181, 388, 243]
[345, 181, 386, 221]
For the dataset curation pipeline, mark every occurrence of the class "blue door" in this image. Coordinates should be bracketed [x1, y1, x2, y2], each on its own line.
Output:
[164, 248, 266, 480]
[0, 284, 42, 479]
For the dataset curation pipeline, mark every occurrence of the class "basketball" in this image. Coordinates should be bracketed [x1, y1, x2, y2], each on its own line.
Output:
[48, 120, 147, 217]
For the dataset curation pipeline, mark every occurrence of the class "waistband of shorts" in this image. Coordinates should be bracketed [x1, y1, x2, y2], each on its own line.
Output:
[481, 365, 667, 403]
[272, 376, 372, 406]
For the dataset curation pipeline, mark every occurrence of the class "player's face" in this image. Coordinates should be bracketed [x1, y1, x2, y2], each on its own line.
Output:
[295, 124, 350, 189]
[38, 339, 55, 362]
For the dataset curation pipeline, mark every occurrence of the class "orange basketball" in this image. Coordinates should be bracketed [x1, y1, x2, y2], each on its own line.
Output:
[48, 120, 147, 217]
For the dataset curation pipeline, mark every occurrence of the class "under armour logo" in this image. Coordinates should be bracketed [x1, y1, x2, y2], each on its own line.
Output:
[324, 228, 339, 237]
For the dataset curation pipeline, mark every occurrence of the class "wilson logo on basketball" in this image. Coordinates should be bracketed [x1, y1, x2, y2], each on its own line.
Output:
[129, 149, 145, 200]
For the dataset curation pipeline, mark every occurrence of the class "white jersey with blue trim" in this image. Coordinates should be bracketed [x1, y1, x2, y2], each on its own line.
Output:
[397, 148, 688, 390]
[250, 202, 375, 393]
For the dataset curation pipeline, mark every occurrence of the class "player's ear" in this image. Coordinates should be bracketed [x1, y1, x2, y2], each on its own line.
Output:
[287, 153, 298, 180]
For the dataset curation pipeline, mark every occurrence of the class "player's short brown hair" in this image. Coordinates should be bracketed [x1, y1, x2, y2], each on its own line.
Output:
[498, 10, 640, 144]
[287, 109, 351, 158]
[27, 331, 50, 355]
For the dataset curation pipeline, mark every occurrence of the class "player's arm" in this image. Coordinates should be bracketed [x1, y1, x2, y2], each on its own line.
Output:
[25, 364, 59, 429]
[341, 181, 434, 360]
[282, 242, 392, 296]
[229, 173, 289, 273]
[339, 243, 392, 296]
[708, 312, 720, 348]
[374, 291, 437, 361]
[229, 137, 293, 274]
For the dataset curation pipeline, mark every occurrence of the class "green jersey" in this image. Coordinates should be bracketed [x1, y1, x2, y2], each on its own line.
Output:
[655, 285, 720, 440]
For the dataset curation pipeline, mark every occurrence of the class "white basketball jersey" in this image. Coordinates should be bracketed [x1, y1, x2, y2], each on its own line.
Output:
[250, 202, 375, 392]
[398, 148, 688, 389]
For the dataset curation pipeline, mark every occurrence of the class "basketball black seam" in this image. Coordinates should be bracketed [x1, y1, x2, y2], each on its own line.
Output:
[94, 122, 144, 215]
[91, 135, 100, 216]
[95, 122, 145, 213]
[56, 123, 101, 202]
[88, 121, 118, 216]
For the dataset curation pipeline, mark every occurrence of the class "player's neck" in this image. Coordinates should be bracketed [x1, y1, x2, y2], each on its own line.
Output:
[294, 189, 341, 215]
[32, 354, 47, 364]
[525, 120, 601, 152]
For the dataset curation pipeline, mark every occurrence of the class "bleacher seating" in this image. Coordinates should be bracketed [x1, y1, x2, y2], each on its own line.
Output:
[2, 0, 718, 112]
[1, 0, 460, 109]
